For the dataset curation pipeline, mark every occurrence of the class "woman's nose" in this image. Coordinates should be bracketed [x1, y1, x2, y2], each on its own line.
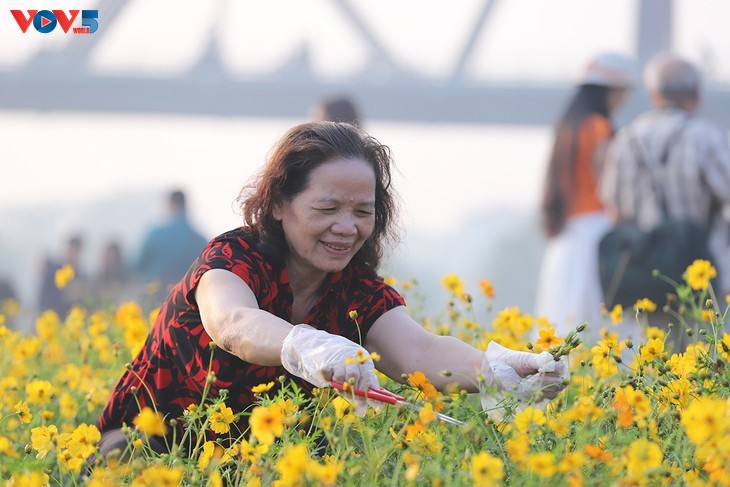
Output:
[331, 215, 357, 236]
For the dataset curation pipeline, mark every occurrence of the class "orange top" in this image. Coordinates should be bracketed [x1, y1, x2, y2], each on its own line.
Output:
[567, 114, 612, 216]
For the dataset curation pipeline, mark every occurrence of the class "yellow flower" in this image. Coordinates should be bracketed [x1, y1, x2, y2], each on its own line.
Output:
[479, 279, 495, 299]
[330, 396, 354, 421]
[547, 417, 569, 436]
[59, 393, 78, 419]
[275, 443, 309, 486]
[717, 334, 730, 361]
[344, 349, 380, 364]
[685, 259, 717, 291]
[131, 466, 183, 487]
[534, 327, 563, 352]
[624, 386, 650, 418]
[590, 340, 618, 377]
[209, 472, 223, 487]
[633, 298, 657, 312]
[15, 400, 32, 424]
[31, 424, 58, 459]
[441, 273, 465, 296]
[640, 338, 665, 363]
[526, 452, 557, 477]
[69, 423, 101, 459]
[625, 438, 662, 477]
[407, 429, 443, 455]
[238, 437, 268, 464]
[35, 310, 61, 340]
[701, 309, 715, 322]
[198, 441, 215, 471]
[513, 407, 547, 433]
[645, 326, 665, 340]
[55, 264, 75, 289]
[0, 435, 19, 459]
[249, 404, 284, 445]
[25, 380, 55, 405]
[505, 434, 530, 464]
[251, 381, 275, 394]
[557, 451, 587, 474]
[133, 407, 167, 437]
[124, 319, 148, 357]
[680, 397, 729, 445]
[418, 402, 435, 425]
[609, 304, 623, 325]
[7, 473, 50, 486]
[210, 404, 235, 434]
[309, 458, 343, 485]
[470, 451, 503, 486]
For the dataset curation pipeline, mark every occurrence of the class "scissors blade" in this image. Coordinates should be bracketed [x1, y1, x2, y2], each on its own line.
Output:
[398, 400, 465, 426]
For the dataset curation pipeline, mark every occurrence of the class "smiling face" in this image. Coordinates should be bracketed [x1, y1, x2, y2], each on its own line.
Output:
[273, 157, 376, 283]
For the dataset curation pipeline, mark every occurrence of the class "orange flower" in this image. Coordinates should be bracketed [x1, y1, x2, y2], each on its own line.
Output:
[407, 371, 439, 401]
[584, 444, 612, 462]
[534, 327, 563, 352]
[479, 279, 495, 299]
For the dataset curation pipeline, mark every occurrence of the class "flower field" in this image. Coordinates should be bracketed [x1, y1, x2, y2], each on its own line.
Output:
[1, 260, 730, 486]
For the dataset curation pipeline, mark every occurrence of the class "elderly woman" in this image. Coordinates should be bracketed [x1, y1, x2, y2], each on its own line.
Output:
[97, 122, 566, 455]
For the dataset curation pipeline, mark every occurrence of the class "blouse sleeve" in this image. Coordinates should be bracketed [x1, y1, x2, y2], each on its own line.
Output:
[181, 231, 270, 305]
[353, 279, 406, 339]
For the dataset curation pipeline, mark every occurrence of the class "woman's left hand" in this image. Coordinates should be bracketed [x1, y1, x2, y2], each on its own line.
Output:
[482, 342, 569, 400]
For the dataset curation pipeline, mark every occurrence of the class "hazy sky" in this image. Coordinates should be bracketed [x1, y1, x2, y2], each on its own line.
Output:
[2, 0, 729, 312]
[1, 0, 728, 82]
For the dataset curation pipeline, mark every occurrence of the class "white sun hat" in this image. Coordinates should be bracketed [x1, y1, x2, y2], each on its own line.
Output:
[578, 52, 638, 89]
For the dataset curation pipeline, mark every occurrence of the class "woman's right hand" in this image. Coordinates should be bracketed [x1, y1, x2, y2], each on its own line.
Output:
[281, 324, 380, 415]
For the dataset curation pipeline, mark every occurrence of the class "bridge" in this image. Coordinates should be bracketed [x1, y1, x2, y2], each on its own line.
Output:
[1, 0, 728, 127]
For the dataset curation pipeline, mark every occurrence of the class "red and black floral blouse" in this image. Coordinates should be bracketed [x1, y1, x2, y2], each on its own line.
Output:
[98, 227, 405, 435]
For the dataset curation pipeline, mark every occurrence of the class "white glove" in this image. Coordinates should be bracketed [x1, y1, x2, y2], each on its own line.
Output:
[479, 342, 569, 418]
[280, 324, 379, 416]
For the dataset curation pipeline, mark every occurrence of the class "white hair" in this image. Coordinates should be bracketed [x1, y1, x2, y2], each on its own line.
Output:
[644, 52, 701, 100]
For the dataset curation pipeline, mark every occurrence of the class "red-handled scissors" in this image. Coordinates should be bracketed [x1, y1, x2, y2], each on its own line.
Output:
[329, 380, 465, 426]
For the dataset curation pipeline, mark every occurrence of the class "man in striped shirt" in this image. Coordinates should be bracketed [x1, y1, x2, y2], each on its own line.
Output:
[600, 52, 730, 299]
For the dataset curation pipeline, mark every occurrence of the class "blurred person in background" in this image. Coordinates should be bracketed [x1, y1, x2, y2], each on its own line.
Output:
[600, 52, 730, 345]
[37, 234, 86, 317]
[97, 122, 567, 458]
[136, 189, 208, 299]
[92, 240, 130, 307]
[309, 94, 362, 127]
[0, 277, 19, 328]
[535, 52, 637, 338]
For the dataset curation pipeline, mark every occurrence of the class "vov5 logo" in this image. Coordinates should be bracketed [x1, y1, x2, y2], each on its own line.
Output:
[11, 10, 98, 34]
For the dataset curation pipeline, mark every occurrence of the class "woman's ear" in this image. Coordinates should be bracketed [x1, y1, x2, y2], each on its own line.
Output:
[272, 200, 283, 221]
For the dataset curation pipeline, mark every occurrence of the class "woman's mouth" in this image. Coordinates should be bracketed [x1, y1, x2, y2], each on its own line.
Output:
[322, 242, 351, 252]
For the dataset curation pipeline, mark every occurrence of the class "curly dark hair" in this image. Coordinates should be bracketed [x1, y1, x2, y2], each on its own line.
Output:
[238, 122, 399, 276]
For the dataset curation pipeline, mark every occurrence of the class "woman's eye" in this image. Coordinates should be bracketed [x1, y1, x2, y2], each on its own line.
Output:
[318, 208, 336, 213]
[356, 210, 374, 217]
